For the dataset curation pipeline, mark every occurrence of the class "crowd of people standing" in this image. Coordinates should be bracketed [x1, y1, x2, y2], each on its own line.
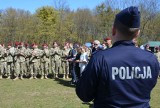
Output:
[0, 38, 111, 81]
[0, 36, 159, 82]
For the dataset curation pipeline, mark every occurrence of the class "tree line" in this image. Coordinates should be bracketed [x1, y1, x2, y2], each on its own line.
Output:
[0, 0, 160, 46]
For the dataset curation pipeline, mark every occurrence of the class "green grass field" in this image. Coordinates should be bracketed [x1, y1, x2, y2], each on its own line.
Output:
[0, 78, 159, 108]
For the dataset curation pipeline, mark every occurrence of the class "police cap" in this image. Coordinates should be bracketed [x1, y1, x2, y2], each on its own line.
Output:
[115, 6, 140, 28]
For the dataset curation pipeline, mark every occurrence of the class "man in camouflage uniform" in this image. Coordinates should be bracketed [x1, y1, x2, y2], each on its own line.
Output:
[13, 42, 19, 79]
[40, 44, 50, 79]
[61, 44, 70, 79]
[6, 43, 15, 79]
[0, 44, 7, 79]
[30, 44, 41, 79]
[50, 42, 61, 79]
[24, 43, 32, 77]
[103, 37, 112, 48]
[14, 42, 26, 80]
[2, 44, 7, 75]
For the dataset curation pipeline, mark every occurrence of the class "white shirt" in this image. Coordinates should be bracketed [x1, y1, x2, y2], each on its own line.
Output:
[79, 52, 88, 73]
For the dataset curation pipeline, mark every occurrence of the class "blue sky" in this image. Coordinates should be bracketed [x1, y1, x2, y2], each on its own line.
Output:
[0, 0, 105, 13]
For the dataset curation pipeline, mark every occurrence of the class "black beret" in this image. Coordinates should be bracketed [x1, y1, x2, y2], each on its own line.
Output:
[115, 6, 140, 28]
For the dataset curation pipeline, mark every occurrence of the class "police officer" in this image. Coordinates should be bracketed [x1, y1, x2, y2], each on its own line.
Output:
[76, 6, 159, 108]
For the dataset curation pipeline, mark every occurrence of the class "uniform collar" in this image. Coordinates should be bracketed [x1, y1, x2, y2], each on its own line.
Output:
[112, 40, 135, 47]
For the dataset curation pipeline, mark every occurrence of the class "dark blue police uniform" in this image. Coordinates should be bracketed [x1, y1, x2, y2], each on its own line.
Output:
[76, 40, 159, 108]
[76, 6, 159, 108]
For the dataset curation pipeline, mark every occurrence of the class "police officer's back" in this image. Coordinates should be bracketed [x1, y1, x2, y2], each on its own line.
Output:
[76, 6, 159, 108]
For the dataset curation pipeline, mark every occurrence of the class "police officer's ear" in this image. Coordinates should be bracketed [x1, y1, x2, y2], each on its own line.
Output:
[134, 29, 140, 38]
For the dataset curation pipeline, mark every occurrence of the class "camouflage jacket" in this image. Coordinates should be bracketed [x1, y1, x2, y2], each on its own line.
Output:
[6, 47, 15, 62]
[0, 47, 7, 62]
[50, 47, 61, 61]
[14, 47, 26, 62]
[40, 49, 50, 63]
[30, 48, 41, 63]
[61, 49, 70, 62]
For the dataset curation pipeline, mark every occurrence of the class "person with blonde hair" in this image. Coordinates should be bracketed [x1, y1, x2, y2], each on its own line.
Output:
[79, 46, 88, 75]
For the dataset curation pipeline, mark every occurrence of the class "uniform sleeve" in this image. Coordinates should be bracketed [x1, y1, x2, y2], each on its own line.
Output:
[10, 48, 15, 56]
[45, 50, 50, 57]
[55, 48, 61, 56]
[50, 48, 55, 56]
[76, 56, 99, 102]
[39, 50, 44, 57]
[0, 50, 3, 57]
[14, 49, 18, 56]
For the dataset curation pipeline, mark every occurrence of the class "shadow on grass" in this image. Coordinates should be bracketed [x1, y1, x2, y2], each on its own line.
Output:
[54, 78, 76, 88]
[82, 102, 94, 108]
[54, 77, 94, 108]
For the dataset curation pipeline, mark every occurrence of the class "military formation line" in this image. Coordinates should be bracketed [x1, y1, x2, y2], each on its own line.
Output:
[0, 41, 90, 80]
[0, 37, 113, 81]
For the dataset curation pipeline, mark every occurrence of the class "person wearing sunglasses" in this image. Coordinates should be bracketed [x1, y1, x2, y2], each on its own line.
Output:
[91, 40, 101, 53]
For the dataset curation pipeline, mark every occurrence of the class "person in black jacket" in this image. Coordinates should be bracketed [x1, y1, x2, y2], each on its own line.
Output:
[74, 47, 81, 80]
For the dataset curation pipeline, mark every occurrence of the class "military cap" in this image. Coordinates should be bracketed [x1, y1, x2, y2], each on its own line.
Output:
[15, 42, 19, 46]
[24, 43, 29, 47]
[31, 43, 34, 47]
[42, 43, 48, 46]
[104, 37, 111, 41]
[32, 43, 37, 47]
[115, 6, 140, 28]
[19, 42, 23, 45]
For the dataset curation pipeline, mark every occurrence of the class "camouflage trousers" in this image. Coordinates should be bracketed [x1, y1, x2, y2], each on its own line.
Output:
[25, 58, 30, 76]
[40, 62, 49, 76]
[51, 60, 61, 75]
[0, 61, 7, 76]
[30, 62, 40, 77]
[15, 62, 25, 76]
[62, 61, 69, 76]
[7, 62, 14, 76]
